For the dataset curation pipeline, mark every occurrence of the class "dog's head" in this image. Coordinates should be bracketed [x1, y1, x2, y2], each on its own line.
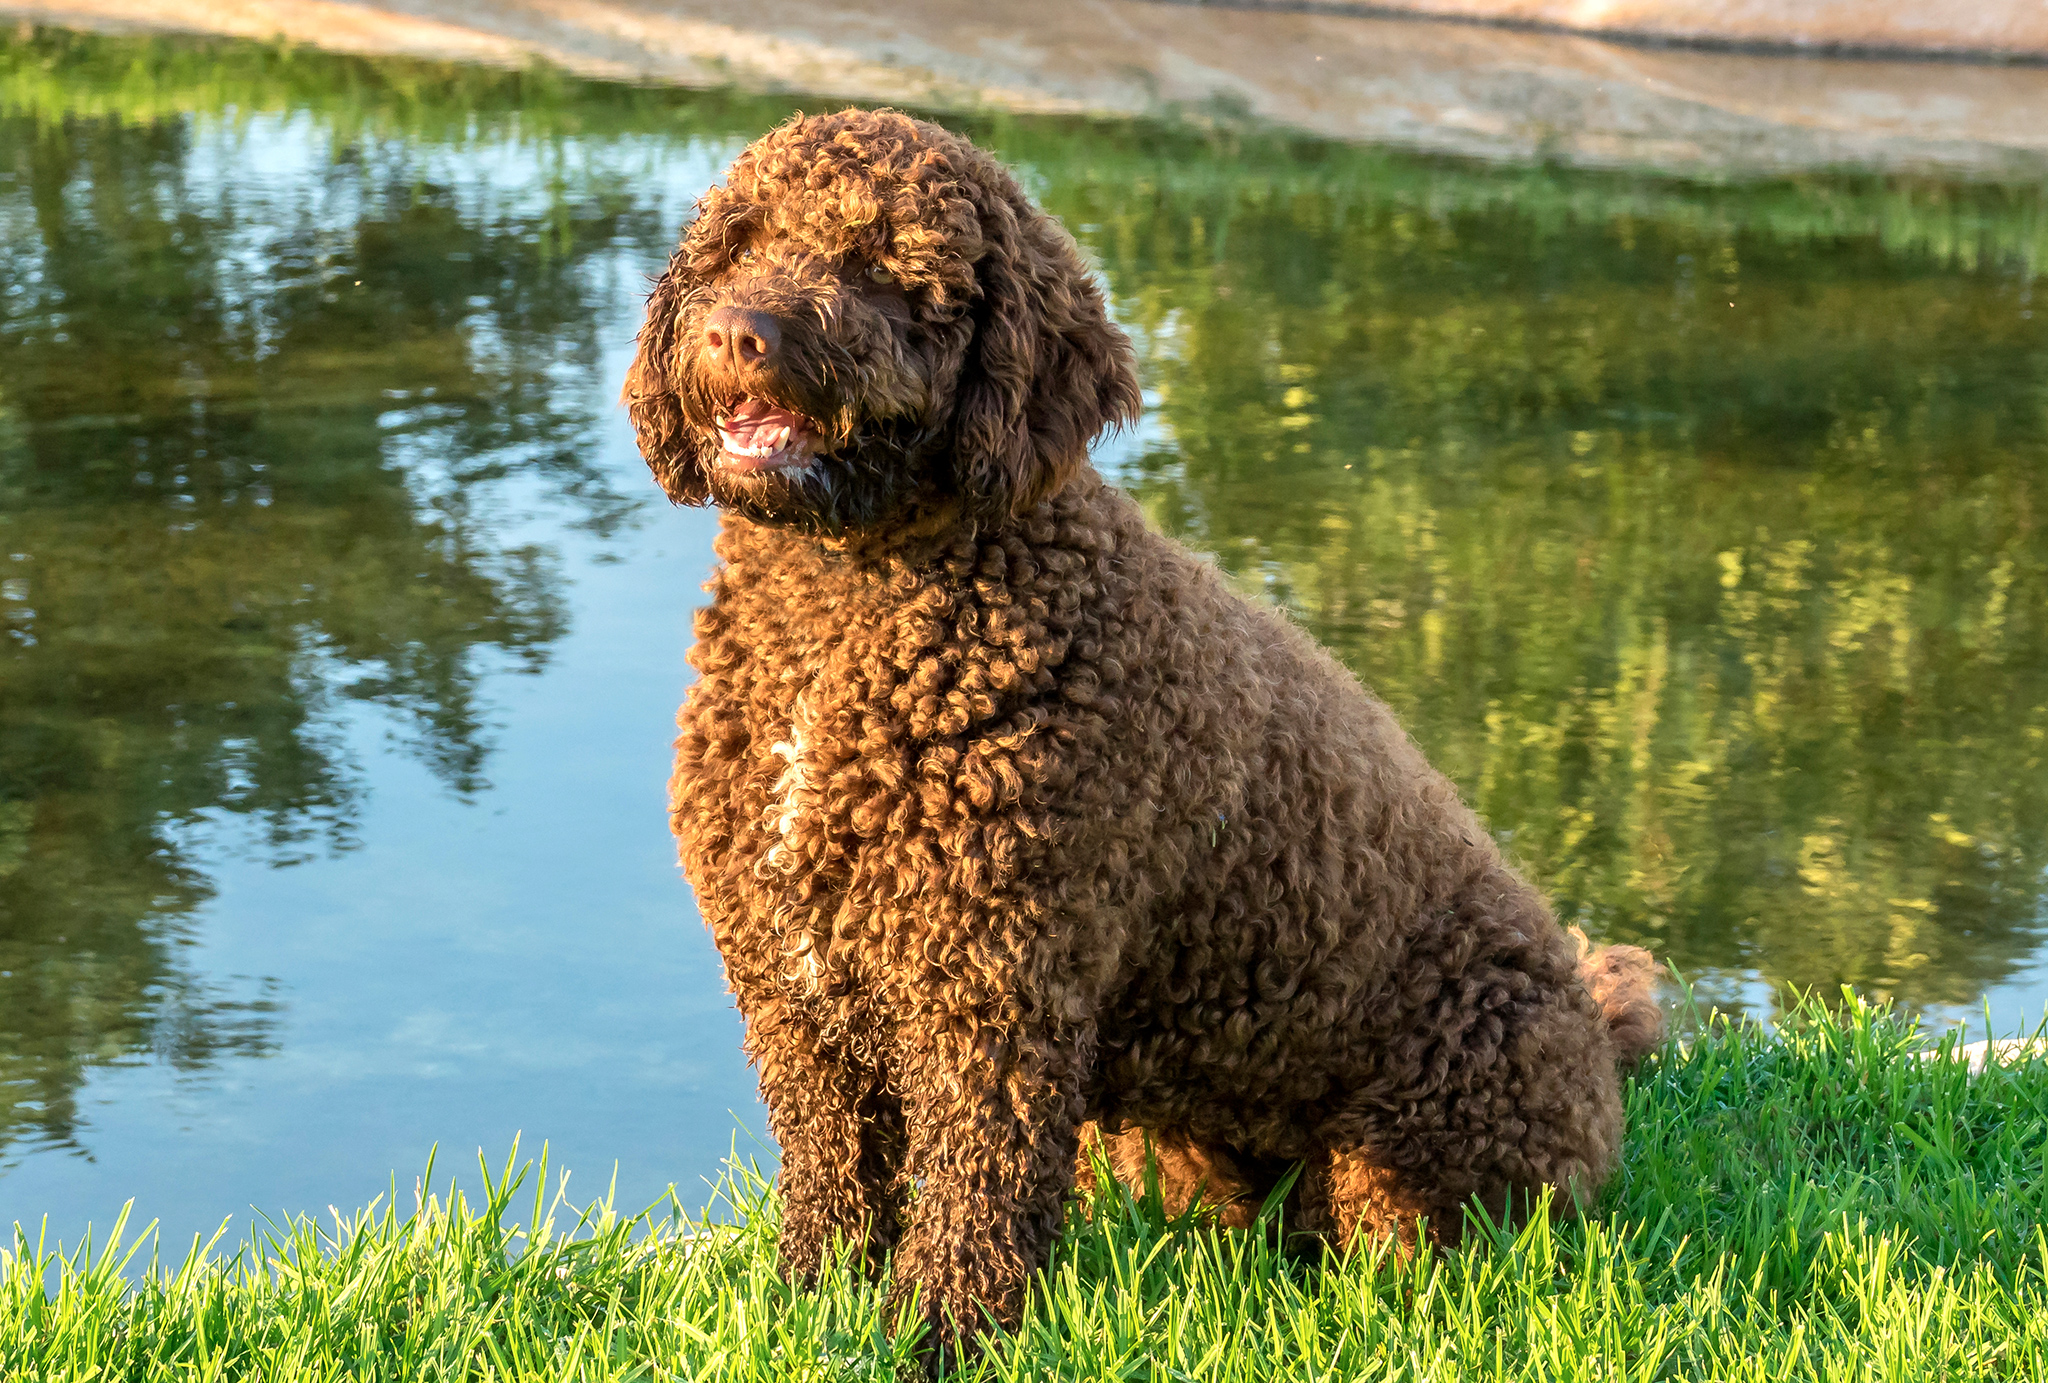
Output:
[622, 109, 1141, 533]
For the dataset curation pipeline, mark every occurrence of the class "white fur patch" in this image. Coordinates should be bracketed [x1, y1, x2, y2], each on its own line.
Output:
[761, 699, 813, 875]
[758, 702, 826, 992]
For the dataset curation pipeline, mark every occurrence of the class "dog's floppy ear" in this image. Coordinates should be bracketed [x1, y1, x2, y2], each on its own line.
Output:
[622, 245, 711, 505]
[950, 179, 1141, 519]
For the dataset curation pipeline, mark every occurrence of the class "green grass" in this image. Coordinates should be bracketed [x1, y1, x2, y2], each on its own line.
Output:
[7, 993, 2048, 1380]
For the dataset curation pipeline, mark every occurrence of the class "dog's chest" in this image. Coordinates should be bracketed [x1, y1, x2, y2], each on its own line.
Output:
[760, 696, 822, 877]
[687, 536, 1066, 1009]
[726, 569, 945, 869]
[734, 636, 906, 1009]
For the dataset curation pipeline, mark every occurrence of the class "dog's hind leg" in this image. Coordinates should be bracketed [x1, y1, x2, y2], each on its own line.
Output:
[1074, 1123, 1265, 1229]
[1307, 974, 1634, 1255]
[1293, 1145, 1437, 1255]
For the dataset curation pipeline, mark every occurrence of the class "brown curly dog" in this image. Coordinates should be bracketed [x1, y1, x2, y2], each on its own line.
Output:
[624, 108, 1664, 1362]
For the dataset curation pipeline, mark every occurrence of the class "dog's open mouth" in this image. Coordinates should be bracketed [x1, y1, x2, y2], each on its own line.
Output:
[715, 396, 819, 473]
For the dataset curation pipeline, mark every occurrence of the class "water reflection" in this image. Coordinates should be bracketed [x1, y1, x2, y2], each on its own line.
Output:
[0, 93, 657, 1153]
[2, 27, 2047, 1187]
[1059, 160, 2048, 1016]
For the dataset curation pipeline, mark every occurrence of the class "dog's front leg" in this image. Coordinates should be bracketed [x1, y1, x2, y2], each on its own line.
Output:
[885, 1015, 1092, 1364]
[747, 1005, 905, 1284]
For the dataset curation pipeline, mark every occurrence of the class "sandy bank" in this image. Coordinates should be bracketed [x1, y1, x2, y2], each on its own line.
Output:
[1296, 0, 2048, 61]
[7, 1, 2047, 175]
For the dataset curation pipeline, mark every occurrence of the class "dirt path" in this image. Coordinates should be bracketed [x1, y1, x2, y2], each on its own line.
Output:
[1279, 0, 2046, 60]
[8, 0, 2047, 175]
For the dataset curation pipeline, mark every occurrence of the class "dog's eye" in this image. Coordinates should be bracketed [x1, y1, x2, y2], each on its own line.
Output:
[866, 265, 895, 285]
[735, 247, 756, 264]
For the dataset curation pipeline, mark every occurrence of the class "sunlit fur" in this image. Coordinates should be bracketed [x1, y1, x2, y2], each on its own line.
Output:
[623, 107, 1126, 532]
[625, 109, 1664, 1365]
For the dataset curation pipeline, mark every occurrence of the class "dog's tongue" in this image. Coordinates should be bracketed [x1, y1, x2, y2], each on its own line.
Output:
[719, 397, 803, 450]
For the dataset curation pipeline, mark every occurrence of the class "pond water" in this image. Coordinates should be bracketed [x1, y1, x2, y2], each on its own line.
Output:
[4, 29, 2048, 1248]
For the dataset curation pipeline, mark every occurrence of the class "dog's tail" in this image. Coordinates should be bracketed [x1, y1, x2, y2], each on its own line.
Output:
[1570, 928, 1666, 1069]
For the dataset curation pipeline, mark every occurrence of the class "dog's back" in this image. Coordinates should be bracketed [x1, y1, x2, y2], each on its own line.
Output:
[1043, 481, 1658, 1184]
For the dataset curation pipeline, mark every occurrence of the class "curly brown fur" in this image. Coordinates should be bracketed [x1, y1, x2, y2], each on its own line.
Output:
[627, 108, 1666, 1365]
[1077, 937, 1666, 1240]
[1572, 932, 1665, 1071]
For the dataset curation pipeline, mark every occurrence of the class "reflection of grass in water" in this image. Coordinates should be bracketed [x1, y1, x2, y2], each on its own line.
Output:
[1084, 149, 2048, 1019]
[0, 23, 788, 144]
[3, 23, 2045, 272]
[7, 995, 2047, 1379]
[0, 66, 611, 1153]
[1134, 423, 2048, 1016]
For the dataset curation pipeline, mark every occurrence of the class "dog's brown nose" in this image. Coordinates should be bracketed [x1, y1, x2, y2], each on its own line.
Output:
[703, 306, 779, 367]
